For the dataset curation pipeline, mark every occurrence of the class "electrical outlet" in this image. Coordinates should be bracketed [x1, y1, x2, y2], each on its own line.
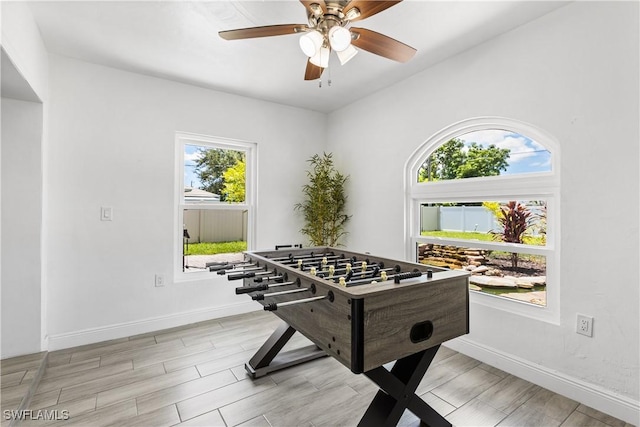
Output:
[576, 314, 593, 337]
[155, 274, 165, 287]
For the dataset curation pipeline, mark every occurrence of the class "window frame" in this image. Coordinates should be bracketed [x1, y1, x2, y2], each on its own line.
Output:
[404, 117, 560, 323]
[174, 131, 257, 282]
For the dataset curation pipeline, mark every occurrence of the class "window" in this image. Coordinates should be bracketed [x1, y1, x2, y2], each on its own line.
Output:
[405, 118, 560, 322]
[175, 132, 257, 280]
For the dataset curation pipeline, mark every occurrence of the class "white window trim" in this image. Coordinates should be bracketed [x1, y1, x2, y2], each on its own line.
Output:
[174, 131, 257, 282]
[404, 117, 561, 324]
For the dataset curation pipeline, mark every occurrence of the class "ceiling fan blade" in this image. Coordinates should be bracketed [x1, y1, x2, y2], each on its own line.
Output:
[219, 24, 306, 40]
[304, 59, 324, 80]
[300, 0, 326, 16]
[350, 27, 416, 62]
[343, 1, 402, 22]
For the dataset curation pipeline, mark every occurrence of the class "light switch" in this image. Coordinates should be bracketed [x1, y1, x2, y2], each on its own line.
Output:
[101, 206, 113, 221]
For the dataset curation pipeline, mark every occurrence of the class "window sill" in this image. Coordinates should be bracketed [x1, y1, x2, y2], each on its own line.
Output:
[469, 289, 559, 325]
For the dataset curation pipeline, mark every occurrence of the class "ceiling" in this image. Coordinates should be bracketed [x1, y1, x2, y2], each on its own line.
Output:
[26, 1, 569, 113]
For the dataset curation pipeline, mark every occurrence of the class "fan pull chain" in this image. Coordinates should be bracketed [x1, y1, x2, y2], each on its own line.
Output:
[317, 64, 332, 88]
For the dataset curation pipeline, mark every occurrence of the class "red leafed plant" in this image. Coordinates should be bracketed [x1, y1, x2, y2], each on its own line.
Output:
[493, 201, 533, 268]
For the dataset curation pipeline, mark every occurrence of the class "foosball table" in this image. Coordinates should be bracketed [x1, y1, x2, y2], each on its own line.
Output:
[224, 246, 470, 427]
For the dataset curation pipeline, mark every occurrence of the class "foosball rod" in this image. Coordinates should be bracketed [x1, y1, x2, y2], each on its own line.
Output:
[205, 260, 252, 268]
[217, 265, 264, 275]
[298, 258, 370, 272]
[279, 255, 348, 268]
[325, 266, 401, 283]
[342, 269, 434, 286]
[263, 291, 334, 311]
[310, 263, 395, 277]
[235, 280, 299, 294]
[309, 266, 395, 283]
[294, 258, 374, 273]
[251, 287, 309, 300]
[300, 261, 370, 275]
[227, 269, 276, 281]
[253, 274, 285, 283]
[206, 261, 255, 271]
[269, 251, 338, 262]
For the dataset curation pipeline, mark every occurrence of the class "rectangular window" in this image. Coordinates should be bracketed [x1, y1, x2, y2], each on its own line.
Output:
[176, 133, 256, 280]
[415, 200, 549, 307]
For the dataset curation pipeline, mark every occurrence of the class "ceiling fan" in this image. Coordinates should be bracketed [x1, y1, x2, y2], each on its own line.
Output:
[218, 0, 416, 81]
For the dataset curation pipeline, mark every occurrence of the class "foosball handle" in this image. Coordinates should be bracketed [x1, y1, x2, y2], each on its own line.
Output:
[394, 270, 423, 284]
[264, 303, 278, 311]
[228, 272, 256, 280]
[235, 284, 269, 294]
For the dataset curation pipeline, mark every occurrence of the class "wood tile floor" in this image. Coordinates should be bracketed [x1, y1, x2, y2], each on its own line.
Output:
[1, 311, 635, 427]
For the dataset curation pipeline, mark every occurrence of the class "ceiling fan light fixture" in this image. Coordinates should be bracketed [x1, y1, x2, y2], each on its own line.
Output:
[309, 46, 330, 68]
[336, 44, 358, 65]
[328, 26, 352, 52]
[309, 3, 323, 16]
[299, 30, 324, 57]
[344, 7, 361, 21]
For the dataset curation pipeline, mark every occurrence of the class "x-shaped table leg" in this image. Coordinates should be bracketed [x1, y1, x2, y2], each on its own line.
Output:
[358, 345, 451, 427]
[245, 321, 326, 378]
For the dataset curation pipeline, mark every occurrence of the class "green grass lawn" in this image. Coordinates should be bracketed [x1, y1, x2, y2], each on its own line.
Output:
[421, 230, 545, 246]
[421, 230, 494, 241]
[184, 241, 247, 256]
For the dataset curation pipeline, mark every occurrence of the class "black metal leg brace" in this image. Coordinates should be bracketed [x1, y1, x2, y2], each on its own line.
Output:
[358, 345, 451, 427]
[245, 321, 326, 378]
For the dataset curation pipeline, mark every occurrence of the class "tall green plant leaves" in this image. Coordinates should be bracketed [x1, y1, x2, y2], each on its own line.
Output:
[491, 201, 533, 268]
[295, 153, 350, 246]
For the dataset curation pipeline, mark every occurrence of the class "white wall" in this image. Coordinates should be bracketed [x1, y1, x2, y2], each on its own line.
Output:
[45, 55, 326, 348]
[327, 1, 639, 423]
[1, 98, 44, 358]
[2, 0, 638, 422]
[0, 1, 49, 358]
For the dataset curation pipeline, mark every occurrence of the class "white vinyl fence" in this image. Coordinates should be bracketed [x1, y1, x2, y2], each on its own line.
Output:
[421, 205, 498, 233]
[183, 209, 247, 243]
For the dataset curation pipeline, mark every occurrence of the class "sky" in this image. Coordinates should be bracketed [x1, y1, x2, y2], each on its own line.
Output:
[457, 129, 551, 175]
[184, 144, 203, 189]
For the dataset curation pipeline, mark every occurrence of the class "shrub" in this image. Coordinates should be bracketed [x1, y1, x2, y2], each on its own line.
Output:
[492, 201, 533, 268]
[295, 153, 350, 246]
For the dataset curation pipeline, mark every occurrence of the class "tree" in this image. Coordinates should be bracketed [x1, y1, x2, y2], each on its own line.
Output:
[295, 153, 350, 246]
[457, 142, 510, 178]
[418, 138, 510, 182]
[193, 148, 244, 200]
[221, 160, 245, 202]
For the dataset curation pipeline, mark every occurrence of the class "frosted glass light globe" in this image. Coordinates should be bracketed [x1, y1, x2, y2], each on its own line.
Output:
[299, 30, 324, 57]
[337, 44, 358, 65]
[328, 26, 351, 52]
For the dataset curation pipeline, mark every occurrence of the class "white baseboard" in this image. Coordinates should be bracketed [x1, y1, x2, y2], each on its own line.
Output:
[445, 337, 640, 425]
[48, 301, 257, 351]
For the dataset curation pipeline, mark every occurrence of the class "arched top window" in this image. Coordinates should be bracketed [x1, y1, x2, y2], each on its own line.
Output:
[405, 117, 560, 323]
[417, 129, 552, 183]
